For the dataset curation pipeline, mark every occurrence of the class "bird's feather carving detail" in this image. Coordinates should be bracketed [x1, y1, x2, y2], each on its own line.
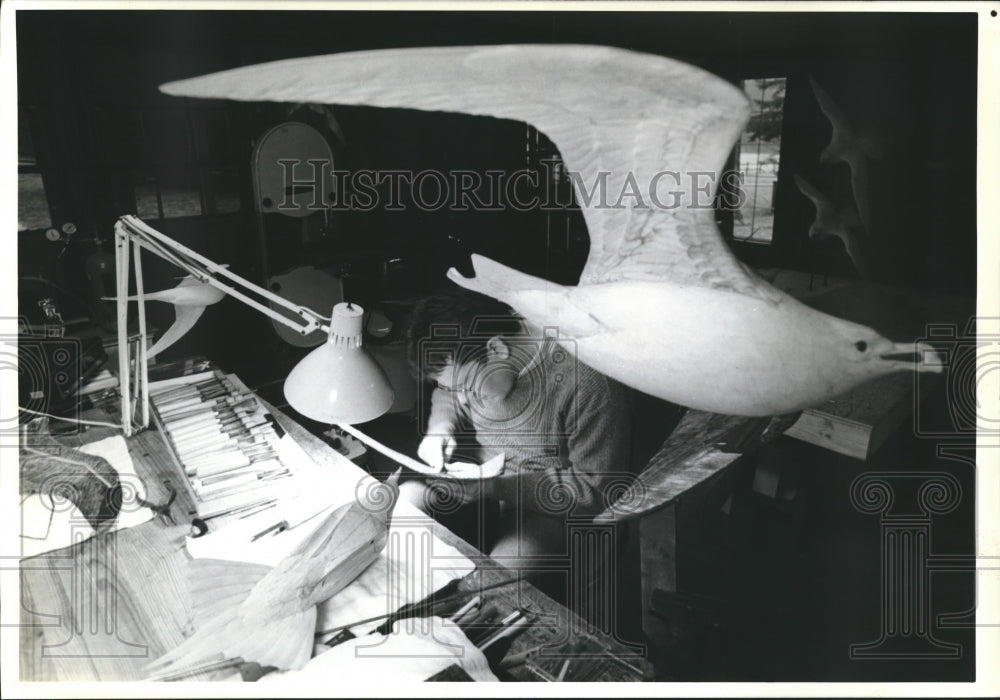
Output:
[161, 45, 773, 301]
[148, 473, 398, 675]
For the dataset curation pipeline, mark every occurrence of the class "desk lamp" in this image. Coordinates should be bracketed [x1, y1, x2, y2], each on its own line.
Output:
[111, 215, 431, 470]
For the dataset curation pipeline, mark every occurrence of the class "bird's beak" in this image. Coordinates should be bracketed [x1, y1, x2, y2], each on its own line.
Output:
[880, 341, 944, 373]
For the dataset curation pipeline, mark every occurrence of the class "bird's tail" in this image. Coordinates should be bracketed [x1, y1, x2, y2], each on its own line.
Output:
[147, 558, 316, 678]
[447, 254, 563, 304]
[448, 254, 608, 339]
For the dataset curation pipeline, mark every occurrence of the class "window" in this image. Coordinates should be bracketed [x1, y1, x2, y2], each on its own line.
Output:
[141, 108, 242, 219]
[732, 77, 786, 244]
[91, 106, 243, 220]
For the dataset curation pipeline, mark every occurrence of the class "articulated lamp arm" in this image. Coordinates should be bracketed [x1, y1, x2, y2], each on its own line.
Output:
[112, 216, 422, 476]
[115, 215, 331, 339]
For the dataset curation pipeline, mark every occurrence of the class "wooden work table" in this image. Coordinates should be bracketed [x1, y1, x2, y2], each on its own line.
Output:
[17, 399, 652, 683]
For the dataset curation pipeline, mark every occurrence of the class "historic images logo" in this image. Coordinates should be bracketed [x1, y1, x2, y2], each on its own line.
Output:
[912, 317, 1000, 439]
[849, 471, 965, 660]
[2, 322, 83, 439]
[271, 158, 747, 214]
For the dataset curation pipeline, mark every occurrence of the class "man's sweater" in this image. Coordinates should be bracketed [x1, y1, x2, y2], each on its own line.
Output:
[426, 342, 633, 517]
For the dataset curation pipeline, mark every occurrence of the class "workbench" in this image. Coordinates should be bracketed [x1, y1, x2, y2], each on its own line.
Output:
[16, 395, 652, 683]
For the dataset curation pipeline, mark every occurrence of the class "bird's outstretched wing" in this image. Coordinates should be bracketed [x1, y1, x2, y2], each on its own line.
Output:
[105, 275, 227, 306]
[149, 486, 397, 676]
[147, 557, 317, 674]
[793, 174, 868, 278]
[144, 305, 205, 359]
[161, 44, 777, 302]
[105, 274, 226, 358]
[808, 76, 884, 234]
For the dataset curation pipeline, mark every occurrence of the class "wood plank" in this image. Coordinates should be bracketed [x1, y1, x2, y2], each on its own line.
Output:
[597, 410, 772, 521]
[784, 372, 923, 460]
[19, 421, 217, 681]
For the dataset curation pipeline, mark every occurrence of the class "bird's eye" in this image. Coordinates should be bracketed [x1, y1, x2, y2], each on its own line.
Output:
[855, 341, 868, 352]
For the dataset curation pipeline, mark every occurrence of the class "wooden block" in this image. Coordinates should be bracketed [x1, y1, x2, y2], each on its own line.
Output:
[784, 372, 940, 460]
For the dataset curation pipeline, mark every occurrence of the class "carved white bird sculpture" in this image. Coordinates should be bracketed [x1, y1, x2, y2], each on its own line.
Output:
[808, 75, 885, 234]
[149, 473, 398, 675]
[161, 44, 940, 416]
[106, 273, 226, 359]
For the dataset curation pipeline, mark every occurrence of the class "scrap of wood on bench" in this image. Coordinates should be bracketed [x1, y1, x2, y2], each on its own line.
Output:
[598, 410, 777, 521]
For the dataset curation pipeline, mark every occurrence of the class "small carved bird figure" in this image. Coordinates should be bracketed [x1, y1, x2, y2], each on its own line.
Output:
[105, 272, 226, 358]
[808, 75, 885, 234]
[149, 472, 398, 674]
[794, 174, 870, 279]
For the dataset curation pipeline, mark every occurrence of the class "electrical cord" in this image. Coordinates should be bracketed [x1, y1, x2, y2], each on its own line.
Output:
[18, 406, 122, 430]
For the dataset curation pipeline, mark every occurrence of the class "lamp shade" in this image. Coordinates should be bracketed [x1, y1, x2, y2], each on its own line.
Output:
[283, 303, 394, 424]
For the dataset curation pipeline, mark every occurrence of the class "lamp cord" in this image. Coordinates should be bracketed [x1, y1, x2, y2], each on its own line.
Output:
[337, 423, 441, 475]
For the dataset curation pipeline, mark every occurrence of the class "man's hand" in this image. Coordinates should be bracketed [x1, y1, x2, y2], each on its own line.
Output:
[417, 432, 457, 470]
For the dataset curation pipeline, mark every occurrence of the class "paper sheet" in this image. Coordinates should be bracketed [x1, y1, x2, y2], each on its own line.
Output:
[19, 435, 154, 558]
[184, 432, 364, 565]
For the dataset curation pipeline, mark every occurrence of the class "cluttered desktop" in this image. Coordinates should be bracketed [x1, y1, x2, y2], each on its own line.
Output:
[11, 8, 983, 690]
[16, 213, 653, 682]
